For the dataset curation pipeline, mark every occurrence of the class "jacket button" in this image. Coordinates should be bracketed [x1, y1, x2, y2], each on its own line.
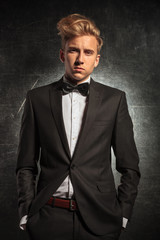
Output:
[71, 164, 76, 170]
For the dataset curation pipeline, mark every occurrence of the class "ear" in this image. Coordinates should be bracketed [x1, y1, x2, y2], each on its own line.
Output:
[94, 54, 100, 68]
[60, 49, 65, 63]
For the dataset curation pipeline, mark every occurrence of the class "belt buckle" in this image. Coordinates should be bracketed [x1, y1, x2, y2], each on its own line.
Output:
[70, 199, 75, 211]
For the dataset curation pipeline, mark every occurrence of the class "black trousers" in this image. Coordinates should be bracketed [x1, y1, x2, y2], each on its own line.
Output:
[26, 205, 121, 240]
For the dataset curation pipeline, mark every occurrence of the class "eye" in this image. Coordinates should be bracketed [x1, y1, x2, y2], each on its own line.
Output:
[85, 50, 94, 55]
[68, 48, 78, 53]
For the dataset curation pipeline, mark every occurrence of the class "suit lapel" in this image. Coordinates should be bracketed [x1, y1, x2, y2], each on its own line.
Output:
[49, 79, 71, 160]
[72, 79, 102, 160]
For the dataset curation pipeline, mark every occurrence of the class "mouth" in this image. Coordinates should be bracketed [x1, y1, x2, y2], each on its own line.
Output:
[74, 67, 85, 71]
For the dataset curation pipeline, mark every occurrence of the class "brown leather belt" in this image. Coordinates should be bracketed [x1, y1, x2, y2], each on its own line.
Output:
[47, 197, 77, 211]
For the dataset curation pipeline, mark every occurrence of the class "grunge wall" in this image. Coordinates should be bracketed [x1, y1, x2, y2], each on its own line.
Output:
[0, 0, 160, 239]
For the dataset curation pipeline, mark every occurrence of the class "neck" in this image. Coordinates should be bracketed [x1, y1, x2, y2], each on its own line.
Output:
[64, 75, 90, 85]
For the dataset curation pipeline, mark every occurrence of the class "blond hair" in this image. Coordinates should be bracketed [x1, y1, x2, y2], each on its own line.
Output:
[57, 13, 103, 53]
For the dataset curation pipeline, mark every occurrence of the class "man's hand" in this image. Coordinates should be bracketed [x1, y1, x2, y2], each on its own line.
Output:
[21, 224, 26, 231]
[20, 215, 28, 230]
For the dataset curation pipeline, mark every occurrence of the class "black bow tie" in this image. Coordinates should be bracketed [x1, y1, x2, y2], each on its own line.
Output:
[61, 82, 89, 96]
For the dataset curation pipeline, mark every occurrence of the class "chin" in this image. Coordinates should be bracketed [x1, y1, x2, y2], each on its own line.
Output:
[72, 74, 83, 80]
[66, 73, 87, 83]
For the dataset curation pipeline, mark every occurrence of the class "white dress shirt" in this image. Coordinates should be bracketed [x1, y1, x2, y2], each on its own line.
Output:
[20, 75, 128, 229]
[53, 76, 89, 198]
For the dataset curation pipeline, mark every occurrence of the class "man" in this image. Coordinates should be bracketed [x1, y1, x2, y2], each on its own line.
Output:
[16, 14, 140, 240]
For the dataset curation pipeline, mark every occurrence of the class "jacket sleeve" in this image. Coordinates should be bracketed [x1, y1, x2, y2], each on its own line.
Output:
[16, 91, 40, 219]
[112, 92, 140, 220]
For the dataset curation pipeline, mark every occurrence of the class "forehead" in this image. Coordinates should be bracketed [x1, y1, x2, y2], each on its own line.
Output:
[66, 35, 98, 50]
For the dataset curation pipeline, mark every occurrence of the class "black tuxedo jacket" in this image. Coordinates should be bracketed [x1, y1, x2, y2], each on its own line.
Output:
[16, 78, 140, 236]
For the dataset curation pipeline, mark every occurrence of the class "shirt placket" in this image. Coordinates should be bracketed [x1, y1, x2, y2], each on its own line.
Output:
[70, 91, 80, 157]
[68, 91, 80, 198]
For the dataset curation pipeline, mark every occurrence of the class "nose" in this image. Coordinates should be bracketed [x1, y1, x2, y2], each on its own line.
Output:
[75, 51, 84, 65]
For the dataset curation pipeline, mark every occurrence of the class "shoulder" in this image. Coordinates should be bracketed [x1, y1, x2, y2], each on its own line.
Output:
[26, 80, 61, 99]
[92, 79, 129, 112]
[91, 79, 125, 97]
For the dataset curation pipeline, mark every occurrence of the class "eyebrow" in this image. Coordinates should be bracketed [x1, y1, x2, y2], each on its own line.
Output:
[68, 46, 95, 53]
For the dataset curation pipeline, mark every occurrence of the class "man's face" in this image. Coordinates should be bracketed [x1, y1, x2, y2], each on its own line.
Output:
[60, 35, 100, 84]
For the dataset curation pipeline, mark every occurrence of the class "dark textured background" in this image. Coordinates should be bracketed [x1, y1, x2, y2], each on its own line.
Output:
[0, 0, 160, 239]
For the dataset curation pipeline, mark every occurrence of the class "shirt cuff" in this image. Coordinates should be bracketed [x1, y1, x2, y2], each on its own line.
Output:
[20, 215, 28, 230]
[122, 217, 128, 228]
